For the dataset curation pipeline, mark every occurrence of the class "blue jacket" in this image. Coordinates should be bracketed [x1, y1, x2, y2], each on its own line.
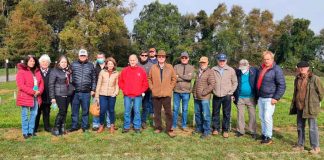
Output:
[257, 63, 286, 100]
[233, 67, 259, 105]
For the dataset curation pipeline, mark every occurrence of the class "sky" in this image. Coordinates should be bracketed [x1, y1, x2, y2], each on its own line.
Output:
[123, 0, 324, 35]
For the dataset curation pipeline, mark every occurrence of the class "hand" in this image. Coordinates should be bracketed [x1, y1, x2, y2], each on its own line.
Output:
[142, 93, 145, 97]
[91, 91, 95, 96]
[51, 99, 56, 104]
[271, 99, 278, 105]
[34, 91, 40, 96]
[231, 96, 235, 101]
[94, 98, 99, 104]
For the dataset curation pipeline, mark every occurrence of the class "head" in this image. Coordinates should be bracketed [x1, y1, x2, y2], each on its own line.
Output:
[297, 61, 310, 75]
[180, 52, 189, 65]
[39, 54, 51, 70]
[129, 54, 138, 67]
[156, 50, 167, 64]
[96, 52, 106, 65]
[56, 55, 70, 69]
[238, 59, 249, 71]
[149, 48, 156, 58]
[216, 53, 227, 68]
[199, 56, 209, 69]
[78, 49, 88, 62]
[105, 57, 117, 71]
[262, 51, 274, 67]
[139, 50, 149, 62]
[24, 55, 39, 71]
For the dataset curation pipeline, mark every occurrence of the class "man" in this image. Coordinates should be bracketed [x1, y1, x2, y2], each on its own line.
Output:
[119, 54, 148, 133]
[137, 50, 154, 129]
[148, 48, 158, 64]
[192, 56, 216, 139]
[70, 49, 96, 132]
[34, 54, 52, 133]
[233, 59, 258, 139]
[172, 52, 195, 131]
[211, 53, 238, 138]
[290, 61, 323, 154]
[148, 50, 177, 138]
[257, 51, 286, 144]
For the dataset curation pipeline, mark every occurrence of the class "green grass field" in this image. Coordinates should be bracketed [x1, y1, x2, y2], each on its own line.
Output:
[0, 68, 17, 76]
[0, 76, 323, 159]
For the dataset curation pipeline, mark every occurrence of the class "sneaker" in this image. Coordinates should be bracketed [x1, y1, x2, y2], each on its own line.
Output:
[28, 133, 37, 137]
[92, 127, 99, 131]
[309, 147, 320, 154]
[260, 134, 266, 140]
[167, 131, 176, 138]
[134, 129, 141, 134]
[122, 128, 130, 133]
[154, 129, 162, 134]
[200, 134, 211, 139]
[261, 137, 273, 145]
[141, 122, 147, 129]
[235, 132, 244, 137]
[23, 134, 30, 139]
[44, 127, 52, 132]
[223, 132, 229, 138]
[212, 130, 219, 135]
[292, 145, 304, 152]
[68, 128, 79, 133]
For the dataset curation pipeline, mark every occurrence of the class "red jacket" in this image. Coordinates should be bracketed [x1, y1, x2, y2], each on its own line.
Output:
[16, 63, 44, 107]
[118, 65, 148, 97]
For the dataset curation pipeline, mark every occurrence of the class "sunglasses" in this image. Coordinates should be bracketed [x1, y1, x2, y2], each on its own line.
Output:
[140, 55, 148, 57]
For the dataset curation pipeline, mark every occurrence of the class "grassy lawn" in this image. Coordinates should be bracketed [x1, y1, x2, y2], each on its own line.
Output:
[0, 76, 324, 159]
[0, 68, 17, 76]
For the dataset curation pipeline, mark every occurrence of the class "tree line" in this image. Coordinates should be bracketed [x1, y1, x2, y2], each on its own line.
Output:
[1, 0, 324, 73]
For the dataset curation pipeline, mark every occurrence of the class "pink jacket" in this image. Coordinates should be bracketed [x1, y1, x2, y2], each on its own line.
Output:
[16, 63, 44, 107]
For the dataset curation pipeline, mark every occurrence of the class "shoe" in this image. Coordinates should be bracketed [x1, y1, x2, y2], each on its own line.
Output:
[260, 134, 266, 140]
[110, 124, 116, 133]
[192, 130, 202, 135]
[292, 145, 304, 152]
[261, 137, 273, 145]
[182, 128, 190, 132]
[52, 128, 60, 136]
[68, 128, 79, 133]
[44, 127, 52, 132]
[92, 127, 99, 131]
[82, 128, 88, 133]
[167, 131, 176, 138]
[154, 129, 162, 134]
[235, 132, 244, 137]
[212, 130, 219, 135]
[251, 134, 257, 140]
[122, 128, 130, 133]
[223, 132, 229, 138]
[28, 133, 37, 137]
[309, 147, 320, 154]
[141, 122, 147, 129]
[134, 129, 141, 134]
[23, 134, 30, 139]
[60, 124, 67, 135]
[97, 125, 104, 133]
[200, 134, 211, 139]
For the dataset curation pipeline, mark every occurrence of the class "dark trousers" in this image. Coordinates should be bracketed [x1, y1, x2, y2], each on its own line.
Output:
[55, 96, 70, 128]
[71, 92, 91, 129]
[99, 96, 116, 125]
[34, 103, 51, 132]
[153, 97, 172, 132]
[212, 95, 232, 132]
[297, 110, 319, 148]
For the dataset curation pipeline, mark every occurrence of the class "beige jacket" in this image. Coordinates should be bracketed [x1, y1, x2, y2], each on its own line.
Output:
[212, 65, 238, 97]
[95, 70, 119, 98]
[173, 63, 195, 93]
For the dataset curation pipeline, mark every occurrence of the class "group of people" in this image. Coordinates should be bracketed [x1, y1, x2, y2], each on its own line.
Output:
[16, 48, 323, 154]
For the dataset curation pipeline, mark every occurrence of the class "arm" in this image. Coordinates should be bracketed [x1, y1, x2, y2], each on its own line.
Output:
[95, 71, 103, 98]
[38, 73, 44, 95]
[148, 68, 153, 90]
[179, 66, 195, 81]
[91, 64, 96, 91]
[16, 71, 35, 96]
[315, 76, 324, 101]
[48, 70, 56, 99]
[229, 69, 238, 95]
[170, 67, 177, 89]
[114, 72, 120, 96]
[273, 67, 286, 100]
[203, 70, 216, 95]
[141, 70, 149, 93]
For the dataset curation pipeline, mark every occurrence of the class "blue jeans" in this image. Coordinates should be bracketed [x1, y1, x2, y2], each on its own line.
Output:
[194, 99, 211, 135]
[106, 110, 111, 128]
[99, 96, 116, 125]
[258, 97, 276, 138]
[141, 90, 153, 123]
[71, 92, 91, 129]
[92, 116, 100, 128]
[21, 98, 38, 135]
[124, 96, 142, 130]
[172, 92, 190, 128]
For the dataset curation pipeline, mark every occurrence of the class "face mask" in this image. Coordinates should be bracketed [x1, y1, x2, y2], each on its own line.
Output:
[97, 58, 105, 64]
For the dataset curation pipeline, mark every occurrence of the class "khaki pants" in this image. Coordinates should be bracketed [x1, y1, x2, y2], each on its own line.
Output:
[236, 98, 256, 134]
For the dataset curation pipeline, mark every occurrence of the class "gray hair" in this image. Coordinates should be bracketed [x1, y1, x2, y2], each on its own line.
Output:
[239, 59, 249, 66]
[39, 54, 51, 63]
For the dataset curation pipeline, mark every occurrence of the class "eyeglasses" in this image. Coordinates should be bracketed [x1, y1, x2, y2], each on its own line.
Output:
[181, 57, 188, 59]
[157, 56, 166, 59]
[140, 55, 148, 57]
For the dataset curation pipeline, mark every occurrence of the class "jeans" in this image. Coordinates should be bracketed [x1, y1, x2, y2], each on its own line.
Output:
[21, 98, 39, 135]
[194, 99, 211, 135]
[71, 92, 91, 129]
[172, 92, 190, 128]
[212, 95, 232, 132]
[92, 116, 100, 128]
[258, 97, 275, 138]
[124, 96, 142, 130]
[297, 110, 319, 148]
[34, 103, 51, 132]
[99, 96, 116, 125]
[141, 90, 153, 123]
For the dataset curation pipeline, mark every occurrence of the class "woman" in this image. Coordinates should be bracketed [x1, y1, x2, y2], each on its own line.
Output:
[49, 55, 74, 136]
[95, 57, 119, 133]
[16, 55, 44, 139]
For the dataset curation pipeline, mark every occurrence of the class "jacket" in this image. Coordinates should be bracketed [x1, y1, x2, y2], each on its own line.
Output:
[148, 63, 177, 97]
[16, 63, 44, 107]
[257, 63, 286, 100]
[71, 60, 96, 92]
[192, 67, 216, 100]
[119, 65, 148, 97]
[95, 63, 105, 84]
[48, 68, 74, 99]
[95, 70, 119, 98]
[212, 65, 238, 97]
[138, 60, 153, 76]
[173, 63, 195, 93]
[40, 68, 52, 104]
[290, 73, 324, 118]
[233, 67, 259, 105]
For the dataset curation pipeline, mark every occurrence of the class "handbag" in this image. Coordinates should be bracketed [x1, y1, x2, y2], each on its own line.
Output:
[90, 102, 100, 117]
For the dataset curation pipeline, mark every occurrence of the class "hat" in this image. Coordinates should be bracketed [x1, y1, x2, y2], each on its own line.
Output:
[156, 50, 167, 56]
[180, 52, 189, 58]
[149, 48, 156, 52]
[217, 53, 227, 61]
[79, 49, 88, 56]
[297, 61, 309, 68]
[199, 56, 208, 63]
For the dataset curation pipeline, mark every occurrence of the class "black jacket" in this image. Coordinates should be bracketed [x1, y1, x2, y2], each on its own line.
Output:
[49, 68, 74, 99]
[71, 60, 96, 92]
[40, 68, 52, 104]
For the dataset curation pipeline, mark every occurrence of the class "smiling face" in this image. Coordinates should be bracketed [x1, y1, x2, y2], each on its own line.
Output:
[27, 58, 35, 68]
[40, 60, 49, 69]
[180, 56, 189, 64]
[200, 61, 208, 69]
[140, 52, 148, 62]
[59, 58, 68, 69]
[79, 55, 88, 62]
[263, 53, 274, 67]
[107, 61, 115, 71]
[217, 60, 227, 68]
[157, 55, 166, 64]
[129, 55, 138, 67]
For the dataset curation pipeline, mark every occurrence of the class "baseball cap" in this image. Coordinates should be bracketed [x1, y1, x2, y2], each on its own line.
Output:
[180, 52, 189, 58]
[217, 53, 227, 61]
[79, 49, 88, 56]
[199, 56, 208, 63]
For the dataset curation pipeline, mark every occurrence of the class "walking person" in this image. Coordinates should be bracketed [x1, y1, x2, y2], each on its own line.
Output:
[34, 54, 52, 133]
[290, 61, 324, 154]
[16, 55, 44, 139]
[49, 55, 74, 136]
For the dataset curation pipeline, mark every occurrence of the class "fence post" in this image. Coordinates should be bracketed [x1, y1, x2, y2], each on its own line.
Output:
[5, 59, 9, 82]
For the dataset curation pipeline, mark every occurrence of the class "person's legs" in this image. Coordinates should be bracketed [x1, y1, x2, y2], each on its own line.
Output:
[263, 98, 275, 138]
[43, 103, 51, 131]
[236, 98, 246, 134]
[133, 96, 142, 130]
[181, 93, 190, 129]
[194, 99, 203, 133]
[34, 103, 42, 132]
[222, 95, 232, 133]
[201, 100, 211, 135]
[80, 92, 91, 130]
[258, 98, 265, 137]
[106, 110, 111, 128]
[212, 96, 222, 132]
[123, 96, 132, 130]
[162, 97, 173, 132]
[99, 96, 109, 125]
[296, 110, 306, 147]
[107, 96, 117, 124]
[21, 107, 29, 135]
[246, 98, 257, 134]
[28, 99, 39, 134]
[172, 92, 181, 129]
[308, 118, 320, 148]
[141, 90, 150, 124]
[153, 98, 163, 131]
[71, 93, 81, 129]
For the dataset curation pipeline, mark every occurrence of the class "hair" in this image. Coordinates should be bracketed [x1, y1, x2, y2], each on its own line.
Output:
[39, 54, 51, 63]
[262, 51, 275, 59]
[97, 52, 105, 58]
[55, 55, 71, 72]
[129, 54, 138, 61]
[104, 57, 117, 71]
[140, 50, 148, 55]
[239, 59, 249, 66]
[24, 55, 39, 73]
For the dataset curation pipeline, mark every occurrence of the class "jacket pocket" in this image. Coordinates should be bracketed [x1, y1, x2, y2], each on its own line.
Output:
[309, 102, 320, 114]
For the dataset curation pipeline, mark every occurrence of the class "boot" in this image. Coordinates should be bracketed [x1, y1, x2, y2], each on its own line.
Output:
[97, 125, 104, 133]
[59, 124, 67, 135]
[52, 116, 61, 136]
[110, 124, 115, 133]
[52, 127, 60, 136]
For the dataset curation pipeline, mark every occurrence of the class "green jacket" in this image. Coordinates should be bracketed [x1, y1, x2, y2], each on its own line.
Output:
[290, 73, 324, 118]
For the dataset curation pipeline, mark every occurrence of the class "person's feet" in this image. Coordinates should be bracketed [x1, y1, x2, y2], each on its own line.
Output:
[182, 127, 190, 132]
[44, 127, 52, 132]
[167, 131, 176, 138]
[200, 134, 211, 139]
[97, 125, 104, 133]
[23, 134, 30, 139]
[68, 128, 79, 133]
[212, 130, 219, 136]
[154, 129, 162, 134]
[261, 137, 273, 145]
[141, 122, 147, 129]
[235, 132, 244, 137]
[309, 147, 320, 154]
[122, 128, 130, 133]
[192, 130, 202, 135]
[292, 145, 304, 152]
[52, 128, 60, 136]
[223, 132, 229, 138]
[92, 127, 99, 131]
[134, 129, 141, 134]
